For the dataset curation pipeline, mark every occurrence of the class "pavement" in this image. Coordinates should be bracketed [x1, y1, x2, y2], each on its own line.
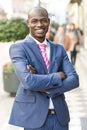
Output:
[0, 43, 87, 130]
[66, 49, 87, 130]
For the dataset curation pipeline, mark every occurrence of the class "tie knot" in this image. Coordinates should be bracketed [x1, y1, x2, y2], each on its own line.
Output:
[38, 44, 46, 51]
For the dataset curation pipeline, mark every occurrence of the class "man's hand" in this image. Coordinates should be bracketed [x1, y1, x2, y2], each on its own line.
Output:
[27, 65, 35, 74]
[58, 71, 66, 80]
[41, 89, 49, 93]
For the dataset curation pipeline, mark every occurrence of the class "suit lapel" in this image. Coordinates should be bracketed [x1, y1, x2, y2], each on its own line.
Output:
[49, 41, 61, 73]
[25, 35, 48, 73]
[49, 42, 56, 73]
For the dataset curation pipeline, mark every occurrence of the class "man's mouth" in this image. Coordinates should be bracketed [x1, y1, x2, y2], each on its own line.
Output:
[36, 29, 45, 34]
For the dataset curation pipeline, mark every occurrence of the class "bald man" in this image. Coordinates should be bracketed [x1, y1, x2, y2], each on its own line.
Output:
[9, 6, 79, 130]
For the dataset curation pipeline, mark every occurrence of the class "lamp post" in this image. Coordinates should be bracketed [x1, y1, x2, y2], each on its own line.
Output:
[38, 0, 41, 7]
[34, 0, 41, 7]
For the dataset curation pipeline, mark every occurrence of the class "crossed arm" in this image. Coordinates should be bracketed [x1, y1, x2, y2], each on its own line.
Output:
[27, 65, 66, 79]
[27, 65, 66, 93]
[26, 63, 79, 98]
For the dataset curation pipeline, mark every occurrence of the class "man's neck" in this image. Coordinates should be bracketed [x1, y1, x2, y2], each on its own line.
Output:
[29, 34, 45, 43]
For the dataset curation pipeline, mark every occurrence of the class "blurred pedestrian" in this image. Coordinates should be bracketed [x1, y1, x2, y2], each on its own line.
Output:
[54, 25, 71, 58]
[66, 23, 80, 66]
[77, 27, 83, 47]
[9, 7, 79, 130]
[54, 25, 70, 50]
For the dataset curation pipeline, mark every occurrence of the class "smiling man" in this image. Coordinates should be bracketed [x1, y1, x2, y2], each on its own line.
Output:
[27, 7, 50, 42]
[9, 6, 79, 130]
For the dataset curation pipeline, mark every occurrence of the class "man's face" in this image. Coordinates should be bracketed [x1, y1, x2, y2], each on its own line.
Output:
[27, 9, 50, 42]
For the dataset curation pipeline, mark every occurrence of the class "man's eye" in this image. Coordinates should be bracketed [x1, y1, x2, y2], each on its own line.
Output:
[32, 20, 37, 23]
[41, 19, 48, 23]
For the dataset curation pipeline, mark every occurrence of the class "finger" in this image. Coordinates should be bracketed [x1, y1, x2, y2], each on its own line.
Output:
[30, 66, 35, 70]
[27, 65, 35, 73]
[27, 65, 34, 70]
[27, 65, 30, 70]
[27, 65, 33, 72]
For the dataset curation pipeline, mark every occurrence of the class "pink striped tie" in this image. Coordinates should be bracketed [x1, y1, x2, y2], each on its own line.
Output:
[39, 44, 50, 71]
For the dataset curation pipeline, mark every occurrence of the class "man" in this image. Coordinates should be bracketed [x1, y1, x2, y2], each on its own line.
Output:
[9, 7, 79, 130]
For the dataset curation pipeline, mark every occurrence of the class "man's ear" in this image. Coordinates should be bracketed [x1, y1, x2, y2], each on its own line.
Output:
[48, 18, 50, 25]
[26, 19, 29, 28]
[48, 18, 50, 23]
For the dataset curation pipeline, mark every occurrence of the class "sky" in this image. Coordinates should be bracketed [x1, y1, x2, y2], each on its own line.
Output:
[46, 0, 70, 24]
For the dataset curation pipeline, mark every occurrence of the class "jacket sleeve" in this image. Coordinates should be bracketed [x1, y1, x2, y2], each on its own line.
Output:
[48, 50, 79, 98]
[9, 43, 62, 91]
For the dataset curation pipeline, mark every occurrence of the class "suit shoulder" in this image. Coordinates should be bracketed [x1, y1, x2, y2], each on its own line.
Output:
[9, 39, 26, 54]
[49, 40, 64, 49]
[15, 39, 25, 46]
[10, 39, 26, 49]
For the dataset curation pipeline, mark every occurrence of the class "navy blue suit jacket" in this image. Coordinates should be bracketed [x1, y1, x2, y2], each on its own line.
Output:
[9, 35, 79, 128]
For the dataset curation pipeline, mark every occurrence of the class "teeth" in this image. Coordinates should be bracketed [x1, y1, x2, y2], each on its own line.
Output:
[38, 29, 43, 31]
[37, 29, 44, 32]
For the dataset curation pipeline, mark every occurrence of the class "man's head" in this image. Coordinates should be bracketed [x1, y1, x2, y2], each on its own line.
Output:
[27, 6, 50, 42]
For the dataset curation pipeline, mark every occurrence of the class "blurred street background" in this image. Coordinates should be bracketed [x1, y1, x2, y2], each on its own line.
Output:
[0, 0, 87, 130]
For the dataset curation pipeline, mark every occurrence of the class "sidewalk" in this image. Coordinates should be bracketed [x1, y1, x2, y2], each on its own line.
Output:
[0, 44, 87, 130]
[0, 43, 23, 130]
[66, 49, 87, 130]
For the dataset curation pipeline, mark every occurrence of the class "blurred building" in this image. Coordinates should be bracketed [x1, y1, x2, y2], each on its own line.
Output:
[67, 0, 82, 28]
[67, 0, 87, 49]
[0, 4, 7, 19]
[11, 0, 34, 19]
[11, 0, 48, 19]
[0, 0, 46, 19]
